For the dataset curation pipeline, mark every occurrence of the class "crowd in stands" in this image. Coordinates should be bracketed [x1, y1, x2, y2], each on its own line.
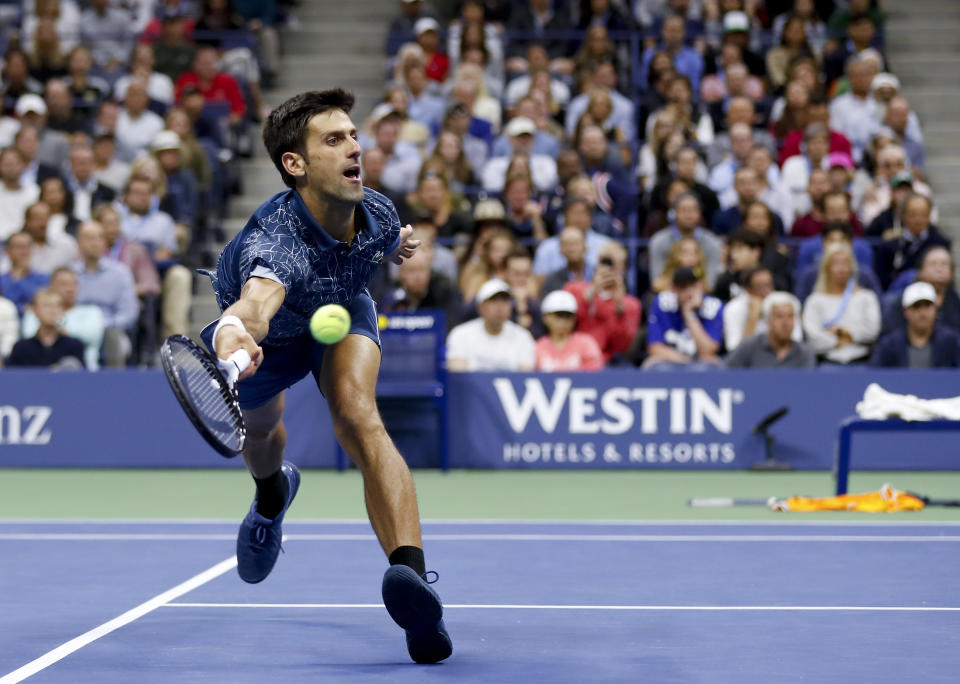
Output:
[0, 0, 292, 369]
[367, 0, 960, 372]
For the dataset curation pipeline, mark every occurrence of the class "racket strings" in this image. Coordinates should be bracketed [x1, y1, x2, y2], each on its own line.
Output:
[169, 343, 243, 449]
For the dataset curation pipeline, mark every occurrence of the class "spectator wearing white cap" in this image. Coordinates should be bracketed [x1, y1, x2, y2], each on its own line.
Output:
[413, 17, 449, 83]
[870, 282, 960, 368]
[14, 93, 70, 172]
[446, 278, 536, 371]
[151, 130, 199, 230]
[386, 0, 439, 57]
[480, 116, 558, 194]
[535, 287, 604, 371]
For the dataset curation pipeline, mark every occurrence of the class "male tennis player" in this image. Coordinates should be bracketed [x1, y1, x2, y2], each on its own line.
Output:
[201, 89, 451, 664]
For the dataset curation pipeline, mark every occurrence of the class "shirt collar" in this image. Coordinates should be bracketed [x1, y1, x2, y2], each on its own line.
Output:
[290, 189, 375, 251]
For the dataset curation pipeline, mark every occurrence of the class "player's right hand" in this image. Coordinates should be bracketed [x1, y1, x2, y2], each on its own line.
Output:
[216, 325, 263, 381]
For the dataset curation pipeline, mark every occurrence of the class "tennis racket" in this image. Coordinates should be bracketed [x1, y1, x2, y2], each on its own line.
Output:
[160, 334, 250, 458]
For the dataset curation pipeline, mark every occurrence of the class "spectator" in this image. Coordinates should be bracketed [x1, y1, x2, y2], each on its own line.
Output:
[152, 9, 198, 81]
[174, 47, 247, 124]
[503, 46, 571, 109]
[502, 173, 548, 241]
[63, 46, 110, 115]
[151, 131, 199, 230]
[459, 226, 517, 303]
[712, 166, 783, 235]
[116, 177, 178, 260]
[649, 192, 723, 288]
[116, 80, 166, 161]
[882, 96, 924, 173]
[828, 55, 879, 163]
[802, 242, 881, 364]
[27, 17, 69, 83]
[2, 50, 43, 113]
[113, 44, 176, 109]
[712, 11, 766, 78]
[795, 221, 879, 302]
[533, 198, 612, 283]
[383, 246, 460, 330]
[870, 282, 960, 369]
[780, 123, 831, 218]
[446, 278, 536, 371]
[741, 200, 792, 292]
[425, 129, 479, 193]
[0, 147, 40, 241]
[746, 145, 793, 228]
[644, 266, 723, 368]
[40, 177, 77, 241]
[882, 246, 960, 336]
[0, 283, 16, 362]
[535, 289, 604, 371]
[398, 61, 445, 133]
[20, 266, 104, 369]
[726, 291, 816, 368]
[639, 14, 704, 91]
[412, 17, 449, 84]
[723, 264, 803, 352]
[78, 0, 133, 72]
[707, 122, 754, 197]
[91, 133, 131, 194]
[874, 194, 951, 291]
[5, 289, 85, 369]
[824, 12, 885, 86]
[387, 0, 438, 57]
[778, 95, 853, 166]
[540, 226, 592, 296]
[792, 185, 863, 238]
[827, 0, 883, 39]
[369, 110, 422, 196]
[481, 117, 558, 193]
[565, 59, 636, 142]
[13, 109, 67, 184]
[165, 108, 212, 194]
[706, 96, 775, 168]
[401, 169, 472, 245]
[64, 144, 115, 223]
[766, 13, 820, 91]
[503, 248, 543, 339]
[230, 0, 282, 82]
[713, 229, 765, 302]
[72, 220, 138, 367]
[504, 0, 573, 66]
[22, 200, 77, 275]
[0, 232, 49, 315]
[565, 242, 641, 364]
[647, 73, 713, 145]
[651, 236, 708, 294]
[859, 151, 934, 228]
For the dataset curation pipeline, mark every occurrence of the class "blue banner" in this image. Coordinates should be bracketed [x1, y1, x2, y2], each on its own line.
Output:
[2, 368, 959, 470]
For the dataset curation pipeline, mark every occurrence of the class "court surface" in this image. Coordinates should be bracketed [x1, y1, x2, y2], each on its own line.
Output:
[3, 518, 960, 683]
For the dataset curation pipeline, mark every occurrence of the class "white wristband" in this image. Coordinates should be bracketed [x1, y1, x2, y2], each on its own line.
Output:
[212, 314, 246, 349]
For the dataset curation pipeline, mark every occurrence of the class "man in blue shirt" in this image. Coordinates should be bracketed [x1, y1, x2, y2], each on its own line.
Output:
[645, 266, 724, 368]
[204, 89, 451, 664]
[0, 232, 49, 315]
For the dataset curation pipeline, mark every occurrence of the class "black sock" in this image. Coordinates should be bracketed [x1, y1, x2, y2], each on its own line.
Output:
[389, 545, 426, 577]
[254, 469, 287, 519]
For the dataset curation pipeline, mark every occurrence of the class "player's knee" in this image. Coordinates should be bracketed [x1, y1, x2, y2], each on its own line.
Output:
[329, 394, 382, 441]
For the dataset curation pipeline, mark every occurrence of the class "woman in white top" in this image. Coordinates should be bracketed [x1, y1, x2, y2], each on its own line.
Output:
[802, 243, 881, 364]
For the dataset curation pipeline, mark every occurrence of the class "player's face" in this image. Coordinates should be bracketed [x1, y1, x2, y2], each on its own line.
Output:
[302, 110, 364, 204]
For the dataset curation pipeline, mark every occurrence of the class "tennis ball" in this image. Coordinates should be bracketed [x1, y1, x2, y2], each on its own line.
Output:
[310, 304, 351, 344]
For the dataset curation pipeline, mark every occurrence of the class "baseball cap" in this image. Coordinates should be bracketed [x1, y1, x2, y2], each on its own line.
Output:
[151, 130, 181, 152]
[723, 11, 750, 33]
[672, 267, 700, 287]
[414, 17, 440, 36]
[477, 278, 511, 303]
[504, 116, 536, 137]
[827, 151, 854, 171]
[15, 94, 47, 117]
[902, 281, 937, 308]
[891, 171, 914, 187]
[473, 198, 506, 222]
[369, 102, 400, 124]
[871, 72, 900, 93]
[541, 290, 578, 315]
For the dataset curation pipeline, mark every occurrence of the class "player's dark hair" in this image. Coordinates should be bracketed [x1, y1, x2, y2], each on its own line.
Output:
[263, 88, 355, 189]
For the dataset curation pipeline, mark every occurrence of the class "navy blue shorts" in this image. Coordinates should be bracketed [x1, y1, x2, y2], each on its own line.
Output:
[201, 292, 381, 410]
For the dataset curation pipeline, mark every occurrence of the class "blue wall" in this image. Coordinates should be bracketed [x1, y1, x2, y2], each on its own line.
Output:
[1, 369, 958, 469]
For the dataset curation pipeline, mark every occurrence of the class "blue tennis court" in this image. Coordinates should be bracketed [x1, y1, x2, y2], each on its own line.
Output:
[2, 520, 960, 683]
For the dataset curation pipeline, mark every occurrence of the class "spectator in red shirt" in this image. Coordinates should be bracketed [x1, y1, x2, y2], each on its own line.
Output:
[564, 242, 641, 364]
[174, 47, 246, 124]
[414, 18, 449, 83]
[778, 97, 852, 167]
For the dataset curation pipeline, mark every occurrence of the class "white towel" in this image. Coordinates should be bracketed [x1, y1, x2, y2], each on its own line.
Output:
[856, 383, 960, 421]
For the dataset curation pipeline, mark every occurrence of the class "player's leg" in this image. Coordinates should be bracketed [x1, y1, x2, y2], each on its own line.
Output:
[319, 334, 422, 552]
[319, 333, 452, 664]
[235, 391, 301, 583]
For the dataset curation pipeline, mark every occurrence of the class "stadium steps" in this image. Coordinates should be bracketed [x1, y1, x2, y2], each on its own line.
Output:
[188, 0, 397, 337]
[885, 0, 960, 243]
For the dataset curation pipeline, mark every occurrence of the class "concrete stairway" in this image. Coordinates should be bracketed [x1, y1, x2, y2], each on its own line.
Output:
[885, 0, 960, 240]
[189, 0, 397, 335]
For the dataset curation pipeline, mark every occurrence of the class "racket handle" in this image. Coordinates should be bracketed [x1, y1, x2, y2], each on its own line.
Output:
[218, 348, 251, 387]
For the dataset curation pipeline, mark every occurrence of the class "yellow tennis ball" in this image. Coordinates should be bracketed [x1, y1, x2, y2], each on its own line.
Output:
[310, 304, 351, 344]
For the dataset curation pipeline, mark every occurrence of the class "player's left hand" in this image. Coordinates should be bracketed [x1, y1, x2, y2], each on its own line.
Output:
[389, 224, 421, 264]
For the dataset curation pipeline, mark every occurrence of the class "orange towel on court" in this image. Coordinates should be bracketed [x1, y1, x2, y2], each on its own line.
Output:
[770, 484, 925, 512]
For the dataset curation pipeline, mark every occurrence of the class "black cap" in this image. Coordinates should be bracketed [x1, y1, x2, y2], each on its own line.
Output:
[673, 267, 700, 287]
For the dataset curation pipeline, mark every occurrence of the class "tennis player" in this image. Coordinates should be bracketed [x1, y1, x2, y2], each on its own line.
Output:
[200, 89, 451, 664]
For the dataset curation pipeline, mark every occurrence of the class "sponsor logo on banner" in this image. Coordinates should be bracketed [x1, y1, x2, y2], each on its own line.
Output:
[378, 314, 437, 331]
[492, 378, 743, 466]
[0, 406, 53, 445]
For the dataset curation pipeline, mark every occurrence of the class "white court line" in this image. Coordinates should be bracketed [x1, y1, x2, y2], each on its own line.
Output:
[0, 556, 237, 684]
[5, 518, 960, 527]
[163, 602, 960, 612]
[4, 533, 960, 542]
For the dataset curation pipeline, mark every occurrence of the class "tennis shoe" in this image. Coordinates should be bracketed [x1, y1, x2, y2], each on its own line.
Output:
[236, 462, 300, 584]
[382, 564, 453, 664]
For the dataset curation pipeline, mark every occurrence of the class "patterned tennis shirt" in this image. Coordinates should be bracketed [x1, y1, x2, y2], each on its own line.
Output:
[208, 187, 401, 347]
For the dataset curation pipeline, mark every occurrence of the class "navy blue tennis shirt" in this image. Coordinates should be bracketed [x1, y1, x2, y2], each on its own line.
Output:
[206, 187, 401, 347]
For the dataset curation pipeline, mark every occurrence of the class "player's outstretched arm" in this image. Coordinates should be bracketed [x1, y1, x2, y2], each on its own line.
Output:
[388, 224, 421, 265]
[215, 276, 286, 381]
